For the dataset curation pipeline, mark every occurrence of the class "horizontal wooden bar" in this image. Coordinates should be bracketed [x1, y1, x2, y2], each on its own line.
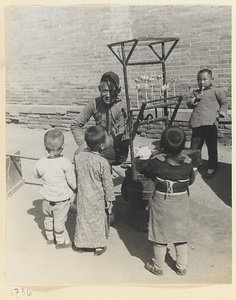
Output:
[25, 181, 42, 186]
[139, 117, 167, 125]
[130, 101, 178, 112]
[107, 38, 137, 47]
[151, 101, 179, 109]
[149, 37, 179, 45]
[127, 61, 162, 66]
[107, 37, 179, 47]
[6, 153, 39, 160]
[145, 96, 181, 104]
[6, 153, 76, 164]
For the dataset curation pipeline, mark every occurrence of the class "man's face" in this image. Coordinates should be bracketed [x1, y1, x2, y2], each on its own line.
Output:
[99, 81, 117, 105]
[197, 72, 212, 90]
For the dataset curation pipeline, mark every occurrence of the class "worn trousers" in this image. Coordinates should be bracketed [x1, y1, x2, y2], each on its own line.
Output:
[153, 242, 188, 270]
[191, 125, 218, 170]
[42, 199, 70, 244]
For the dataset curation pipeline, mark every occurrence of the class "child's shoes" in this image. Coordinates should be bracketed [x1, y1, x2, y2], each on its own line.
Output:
[145, 259, 163, 276]
[205, 168, 216, 179]
[72, 243, 84, 253]
[94, 247, 107, 256]
[46, 239, 55, 245]
[175, 265, 187, 276]
[55, 241, 71, 249]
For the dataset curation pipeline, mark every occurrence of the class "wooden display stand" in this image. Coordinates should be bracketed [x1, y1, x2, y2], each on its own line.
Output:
[107, 37, 186, 231]
[6, 151, 25, 198]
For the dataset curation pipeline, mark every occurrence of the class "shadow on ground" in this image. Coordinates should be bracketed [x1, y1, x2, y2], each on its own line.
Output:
[27, 195, 177, 269]
[27, 199, 76, 242]
[112, 194, 152, 264]
[27, 199, 46, 240]
[112, 194, 177, 272]
[27, 194, 152, 264]
[198, 159, 232, 207]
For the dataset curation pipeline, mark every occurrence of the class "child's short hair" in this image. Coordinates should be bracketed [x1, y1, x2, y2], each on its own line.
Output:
[44, 129, 64, 152]
[198, 68, 212, 78]
[85, 126, 107, 151]
[161, 126, 186, 154]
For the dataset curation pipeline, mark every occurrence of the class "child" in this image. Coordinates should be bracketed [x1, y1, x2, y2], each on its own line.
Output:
[34, 129, 76, 249]
[70, 71, 129, 223]
[187, 68, 229, 178]
[73, 126, 115, 256]
[140, 126, 196, 276]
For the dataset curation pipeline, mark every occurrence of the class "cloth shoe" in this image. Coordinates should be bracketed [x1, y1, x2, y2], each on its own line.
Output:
[145, 259, 163, 276]
[46, 239, 55, 245]
[205, 168, 216, 179]
[55, 241, 71, 249]
[72, 243, 84, 253]
[94, 247, 107, 256]
[175, 265, 187, 276]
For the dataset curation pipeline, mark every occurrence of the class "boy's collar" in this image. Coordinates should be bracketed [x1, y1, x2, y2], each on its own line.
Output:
[87, 149, 102, 156]
[45, 152, 63, 159]
[150, 151, 191, 165]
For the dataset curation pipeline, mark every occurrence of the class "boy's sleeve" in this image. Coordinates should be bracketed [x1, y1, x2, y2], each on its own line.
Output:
[138, 160, 149, 174]
[216, 89, 229, 116]
[188, 164, 196, 186]
[71, 100, 94, 147]
[101, 161, 115, 202]
[187, 90, 198, 109]
[64, 159, 77, 190]
[33, 161, 42, 178]
[137, 160, 156, 182]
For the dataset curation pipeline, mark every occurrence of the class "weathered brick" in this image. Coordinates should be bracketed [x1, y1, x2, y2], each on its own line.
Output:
[5, 6, 231, 145]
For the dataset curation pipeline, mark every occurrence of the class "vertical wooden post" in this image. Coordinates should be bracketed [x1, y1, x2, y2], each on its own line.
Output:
[121, 43, 142, 231]
[161, 42, 168, 126]
[121, 43, 136, 181]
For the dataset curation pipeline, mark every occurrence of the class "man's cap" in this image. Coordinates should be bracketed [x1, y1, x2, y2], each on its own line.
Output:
[100, 71, 120, 90]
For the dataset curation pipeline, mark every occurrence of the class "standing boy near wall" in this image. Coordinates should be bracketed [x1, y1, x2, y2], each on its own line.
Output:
[187, 68, 229, 178]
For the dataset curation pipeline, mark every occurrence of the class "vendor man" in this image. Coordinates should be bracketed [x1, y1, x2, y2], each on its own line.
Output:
[71, 71, 130, 166]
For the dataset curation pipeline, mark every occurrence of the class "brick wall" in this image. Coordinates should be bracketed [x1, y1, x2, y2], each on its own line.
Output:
[5, 5, 232, 144]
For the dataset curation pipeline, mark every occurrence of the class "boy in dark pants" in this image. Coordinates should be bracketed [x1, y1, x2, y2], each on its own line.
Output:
[187, 69, 229, 178]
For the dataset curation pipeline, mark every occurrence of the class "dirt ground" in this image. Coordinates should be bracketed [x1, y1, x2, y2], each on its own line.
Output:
[5, 124, 232, 286]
